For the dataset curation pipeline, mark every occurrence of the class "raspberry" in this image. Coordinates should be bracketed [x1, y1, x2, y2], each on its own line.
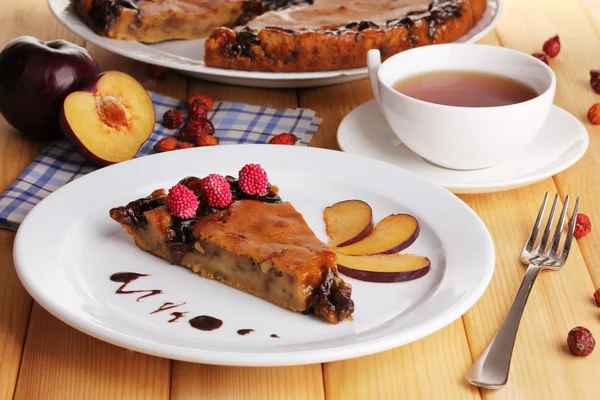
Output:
[567, 326, 595, 356]
[590, 70, 600, 94]
[532, 53, 549, 65]
[187, 93, 215, 110]
[188, 100, 209, 119]
[571, 213, 592, 238]
[594, 288, 600, 307]
[588, 104, 600, 125]
[238, 163, 268, 195]
[149, 65, 168, 80]
[154, 137, 179, 153]
[181, 118, 215, 142]
[177, 141, 194, 149]
[195, 135, 219, 147]
[167, 184, 199, 219]
[162, 110, 184, 129]
[200, 174, 232, 208]
[268, 132, 297, 145]
[542, 35, 560, 58]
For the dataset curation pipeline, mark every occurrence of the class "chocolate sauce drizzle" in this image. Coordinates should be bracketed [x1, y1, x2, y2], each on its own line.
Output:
[189, 315, 223, 331]
[237, 329, 254, 335]
[110, 272, 162, 301]
[150, 301, 186, 314]
[270, 334, 280, 338]
[169, 311, 188, 323]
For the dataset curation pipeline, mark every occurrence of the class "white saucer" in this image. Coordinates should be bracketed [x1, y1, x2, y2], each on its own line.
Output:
[337, 100, 589, 194]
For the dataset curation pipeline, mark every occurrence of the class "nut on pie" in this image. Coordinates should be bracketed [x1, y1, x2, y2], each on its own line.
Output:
[109, 175, 354, 324]
[74, 0, 487, 71]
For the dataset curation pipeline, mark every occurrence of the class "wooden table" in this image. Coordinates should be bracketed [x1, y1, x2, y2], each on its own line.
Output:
[1, 0, 600, 398]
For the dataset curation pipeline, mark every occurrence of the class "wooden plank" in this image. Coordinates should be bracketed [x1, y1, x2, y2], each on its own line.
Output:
[169, 79, 326, 400]
[0, 0, 87, 398]
[460, 182, 600, 399]
[171, 364, 325, 400]
[494, 0, 600, 289]
[323, 322, 480, 400]
[14, 304, 170, 400]
[296, 32, 503, 400]
[11, 28, 185, 400]
[462, 4, 600, 397]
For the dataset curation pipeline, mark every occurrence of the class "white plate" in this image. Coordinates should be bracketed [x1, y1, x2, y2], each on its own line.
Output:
[48, 0, 503, 88]
[14, 145, 494, 366]
[338, 100, 589, 194]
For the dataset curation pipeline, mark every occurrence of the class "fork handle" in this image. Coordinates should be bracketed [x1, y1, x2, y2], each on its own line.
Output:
[465, 265, 543, 389]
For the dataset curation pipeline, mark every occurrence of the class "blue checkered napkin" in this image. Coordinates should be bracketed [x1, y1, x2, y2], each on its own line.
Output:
[0, 91, 322, 231]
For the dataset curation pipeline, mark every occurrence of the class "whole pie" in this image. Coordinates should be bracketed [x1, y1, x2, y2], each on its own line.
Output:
[109, 174, 354, 324]
[74, 0, 487, 72]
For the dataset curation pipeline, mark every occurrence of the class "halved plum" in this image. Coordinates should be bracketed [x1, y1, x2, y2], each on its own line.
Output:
[334, 214, 419, 256]
[60, 71, 155, 166]
[336, 252, 431, 283]
[324, 200, 374, 247]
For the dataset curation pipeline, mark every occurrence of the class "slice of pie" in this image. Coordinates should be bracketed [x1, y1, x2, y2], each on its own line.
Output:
[109, 175, 354, 324]
[73, 0, 487, 71]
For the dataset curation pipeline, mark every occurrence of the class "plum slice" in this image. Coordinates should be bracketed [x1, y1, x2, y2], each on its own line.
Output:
[336, 252, 431, 283]
[60, 71, 155, 166]
[324, 200, 374, 248]
[334, 214, 419, 256]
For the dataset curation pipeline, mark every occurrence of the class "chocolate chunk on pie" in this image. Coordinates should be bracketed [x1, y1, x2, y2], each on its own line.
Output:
[74, 0, 487, 72]
[109, 176, 354, 324]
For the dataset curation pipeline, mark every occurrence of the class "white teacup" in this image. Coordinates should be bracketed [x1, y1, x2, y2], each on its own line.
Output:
[367, 44, 556, 170]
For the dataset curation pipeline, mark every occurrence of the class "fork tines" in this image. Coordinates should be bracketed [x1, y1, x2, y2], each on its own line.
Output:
[524, 192, 580, 264]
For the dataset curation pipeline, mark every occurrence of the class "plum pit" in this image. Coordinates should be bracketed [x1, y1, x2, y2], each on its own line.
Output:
[97, 96, 130, 129]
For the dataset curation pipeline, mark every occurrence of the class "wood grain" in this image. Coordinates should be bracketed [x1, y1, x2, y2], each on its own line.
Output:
[323, 322, 480, 400]
[171, 363, 325, 400]
[14, 304, 170, 400]
[8, 6, 182, 399]
[0, 0, 87, 398]
[1, 0, 600, 398]
[169, 76, 327, 400]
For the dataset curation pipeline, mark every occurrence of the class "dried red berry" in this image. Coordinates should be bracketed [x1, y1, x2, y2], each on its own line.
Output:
[195, 135, 219, 147]
[162, 110, 184, 129]
[588, 104, 600, 125]
[542, 35, 561, 58]
[154, 137, 179, 153]
[238, 163, 268, 195]
[177, 141, 194, 149]
[532, 53, 549, 65]
[594, 288, 600, 307]
[567, 326, 595, 356]
[167, 184, 199, 219]
[570, 213, 592, 238]
[591, 70, 600, 94]
[187, 93, 215, 110]
[200, 174, 232, 208]
[188, 100, 209, 119]
[268, 132, 297, 145]
[181, 118, 215, 142]
[149, 65, 168, 80]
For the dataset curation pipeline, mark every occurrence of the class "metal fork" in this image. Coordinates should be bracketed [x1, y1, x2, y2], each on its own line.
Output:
[465, 192, 580, 390]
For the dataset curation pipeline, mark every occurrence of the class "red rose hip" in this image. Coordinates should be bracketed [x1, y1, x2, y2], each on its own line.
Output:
[591, 70, 600, 94]
[188, 99, 209, 119]
[532, 53, 549, 65]
[181, 118, 215, 142]
[542, 35, 561, 58]
[570, 213, 592, 238]
[567, 326, 595, 356]
[594, 288, 600, 307]
[162, 109, 184, 129]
